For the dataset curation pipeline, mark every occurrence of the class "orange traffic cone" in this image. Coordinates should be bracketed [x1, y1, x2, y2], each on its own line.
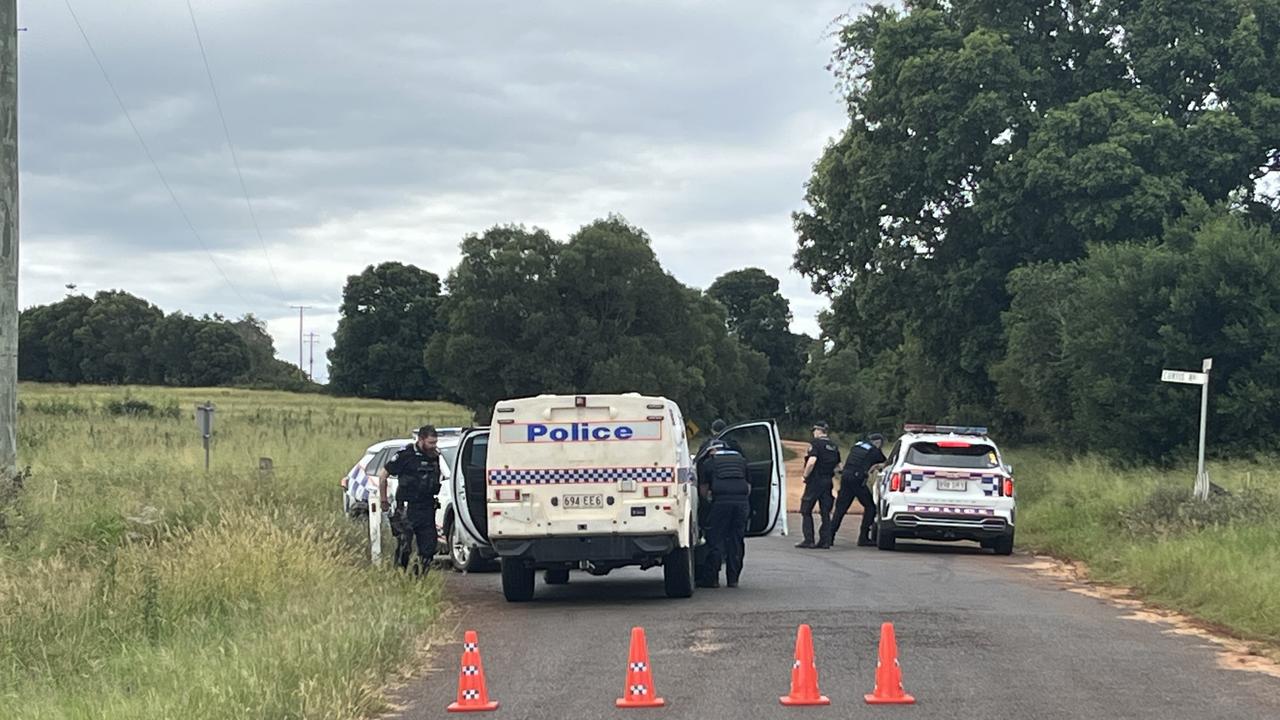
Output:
[616, 626, 666, 708]
[864, 622, 915, 705]
[447, 630, 500, 713]
[780, 624, 831, 706]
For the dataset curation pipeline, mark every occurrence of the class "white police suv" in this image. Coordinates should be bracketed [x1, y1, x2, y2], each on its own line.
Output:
[871, 424, 1015, 555]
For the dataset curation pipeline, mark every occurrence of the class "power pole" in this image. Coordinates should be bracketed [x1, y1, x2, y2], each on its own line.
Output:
[0, 1, 19, 482]
[288, 305, 310, 374]
[304, 331, 319, 381]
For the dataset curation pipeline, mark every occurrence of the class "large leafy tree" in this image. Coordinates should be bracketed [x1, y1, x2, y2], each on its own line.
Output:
[427, 218, 767, 421]
[997, 208, 1280, 459]
[707, 268, 808, 419]
[328, 262, 443, 400]
[796, 0, 1280, 430]
[73, 291, 164, 384]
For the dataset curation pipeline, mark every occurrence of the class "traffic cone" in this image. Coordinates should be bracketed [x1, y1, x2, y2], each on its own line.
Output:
[616, 626, 666, 708]
[447, 630, 500, 713]
[864, 622, 915, 705]
[780, 624, 831, 706]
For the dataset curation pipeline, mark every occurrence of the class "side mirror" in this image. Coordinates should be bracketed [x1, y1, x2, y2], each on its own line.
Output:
[1004, 464, 1014, 475]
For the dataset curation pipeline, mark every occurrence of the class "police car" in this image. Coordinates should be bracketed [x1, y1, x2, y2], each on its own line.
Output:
[340, 428, 494, 571]
[447, 393, 787, 601]
[871, 424, 1015, 555]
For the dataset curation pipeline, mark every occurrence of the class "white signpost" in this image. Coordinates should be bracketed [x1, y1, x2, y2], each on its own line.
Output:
[1161, 358, 1212, 500]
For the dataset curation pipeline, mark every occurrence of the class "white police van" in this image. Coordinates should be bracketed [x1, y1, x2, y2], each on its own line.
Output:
[448, 393, 787, 601]
[872, 424, 1016, 555]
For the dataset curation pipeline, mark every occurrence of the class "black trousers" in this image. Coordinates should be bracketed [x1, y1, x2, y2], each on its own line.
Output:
[704, 500, 749, 584]
[830, 477, 876, 543]
[799, 478, 834, 544]
[394, 503, 437, 574]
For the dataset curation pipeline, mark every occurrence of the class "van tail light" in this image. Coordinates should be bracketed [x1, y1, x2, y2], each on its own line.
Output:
[1003, 478, 1014, 497]
[644, 486, 670, 498]
[889, 473, 903, 492]
[494, 488, 520, 502]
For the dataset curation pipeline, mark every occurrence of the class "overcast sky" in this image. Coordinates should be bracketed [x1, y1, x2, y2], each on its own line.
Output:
[17, 1, 856, 381]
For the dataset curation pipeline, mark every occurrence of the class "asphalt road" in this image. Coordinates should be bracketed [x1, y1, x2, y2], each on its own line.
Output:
[393, 518, 1280, 720]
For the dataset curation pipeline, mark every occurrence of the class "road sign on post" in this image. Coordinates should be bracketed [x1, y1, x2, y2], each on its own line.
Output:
[195, 403, 215, 472]
[1161, 359, 1212, 500]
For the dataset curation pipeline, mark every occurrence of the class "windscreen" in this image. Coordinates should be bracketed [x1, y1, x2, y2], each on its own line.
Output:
[905, 441, 999, 469]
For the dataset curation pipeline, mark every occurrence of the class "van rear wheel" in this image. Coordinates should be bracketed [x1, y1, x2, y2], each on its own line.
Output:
[663, 545, 695, 599]
[501, 559, 535, 602]
[993, 532, 1015, 556]
[876, 521, 896, 551]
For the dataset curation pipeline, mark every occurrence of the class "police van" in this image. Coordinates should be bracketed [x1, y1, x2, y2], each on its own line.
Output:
[871, 424, 1016, 555]
[447, 393, 787, 601]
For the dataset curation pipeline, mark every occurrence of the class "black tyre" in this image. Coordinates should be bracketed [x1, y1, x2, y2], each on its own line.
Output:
[544, 568, 570, 585]
[876, 521, 896, 551]
[500, 559, 536, 602]
[448, 519, 480, 573]
[663, 545, 695, 599]
[993, 532, 1015, 556]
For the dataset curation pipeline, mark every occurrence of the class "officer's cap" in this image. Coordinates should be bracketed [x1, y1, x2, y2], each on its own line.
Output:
[867, 432, 885, 443]
[812, 421, 830, 432]
[416, 424, 438, 438]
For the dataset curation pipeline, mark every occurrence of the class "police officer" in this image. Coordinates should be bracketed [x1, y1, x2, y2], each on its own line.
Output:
[696, 418, 729, 456]
[828, 432, 887, 547]
[796, 422, 841, 549]
[378, 425, 447, 575]
[697, 440, 752, 588]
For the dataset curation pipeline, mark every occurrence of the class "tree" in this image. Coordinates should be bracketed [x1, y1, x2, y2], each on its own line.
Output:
[229, 314, 313, 391]
[998, 208, 1280, 460]
[190, 323, 252, 386]
[328, 262, 443, 400]
[73, 291, 163, 384]
[707, 268, 807, 419]
[427, 218, 768, 421]
[18, 294, 92, 382]
[795, 1, 1280, 431]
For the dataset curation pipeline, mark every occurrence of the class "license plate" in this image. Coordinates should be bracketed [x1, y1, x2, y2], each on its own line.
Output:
[937, 479, 967, 492]
[563, 494, 604, 509]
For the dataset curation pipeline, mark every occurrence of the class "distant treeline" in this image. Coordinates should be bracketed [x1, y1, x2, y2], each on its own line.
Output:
[18, 291, 316, 392]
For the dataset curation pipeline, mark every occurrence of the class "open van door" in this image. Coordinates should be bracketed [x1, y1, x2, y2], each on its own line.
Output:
[706, 420, 787, 537]
[450, 427, 492, 552]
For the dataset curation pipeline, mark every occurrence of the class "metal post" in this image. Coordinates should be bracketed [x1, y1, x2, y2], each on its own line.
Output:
[1194, 358, 1212, 500]
[0, 1, 19, 483]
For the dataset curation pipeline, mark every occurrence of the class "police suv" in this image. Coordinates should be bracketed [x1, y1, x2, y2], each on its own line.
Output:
[871, 424, 1016, 555]
[447, 393, 787, 601]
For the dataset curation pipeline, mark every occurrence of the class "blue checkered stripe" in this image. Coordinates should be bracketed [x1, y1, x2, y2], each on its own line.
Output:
[903, 471, 1002, 496]
[488, 466, 677, 486]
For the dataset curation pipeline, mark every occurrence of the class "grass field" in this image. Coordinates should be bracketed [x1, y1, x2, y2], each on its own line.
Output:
[1010, 450, 1280, 647]
[1, 384, 473, 720]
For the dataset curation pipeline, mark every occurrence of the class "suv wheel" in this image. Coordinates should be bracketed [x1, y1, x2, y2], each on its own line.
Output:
[876, 521, 896, 551]
[992, 532, 1015, 556]
[663, 545, 695, 598]
[501, 559, 536, 602]
[449, 519, 477, 572]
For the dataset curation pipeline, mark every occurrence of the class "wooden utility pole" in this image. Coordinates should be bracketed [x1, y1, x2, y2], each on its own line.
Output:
[0, 1, 19, 481]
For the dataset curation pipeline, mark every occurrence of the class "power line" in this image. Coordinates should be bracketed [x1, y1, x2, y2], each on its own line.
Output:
[62, 0, 249, 305]
[183, 0, 284, 294]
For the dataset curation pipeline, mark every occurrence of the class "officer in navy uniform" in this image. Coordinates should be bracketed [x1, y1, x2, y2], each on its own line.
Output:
[796, 422, 841, 549]
[697, 440, 752, 588]
[828, 432, 887, 547]
[378, 425, 445, 575]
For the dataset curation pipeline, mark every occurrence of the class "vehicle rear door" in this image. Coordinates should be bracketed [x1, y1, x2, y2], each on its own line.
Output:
[707, 420, 786, 537]
[903, 439, 1007, 503]
[450, 428, 492, 549]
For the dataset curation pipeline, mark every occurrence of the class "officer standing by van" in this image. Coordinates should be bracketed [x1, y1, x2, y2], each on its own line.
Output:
[378, 425, 446, 575]
[697, 440, 752, 588]
[796, 422, 841, 549]
[828, 433, 887, 547]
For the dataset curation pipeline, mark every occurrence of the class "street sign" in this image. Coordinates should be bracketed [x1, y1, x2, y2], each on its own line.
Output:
[1160, 360, 1213, 500]
[1161, 369, 1207, 385]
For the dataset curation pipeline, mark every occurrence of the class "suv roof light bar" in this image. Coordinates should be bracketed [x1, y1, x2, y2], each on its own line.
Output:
[903, 423, 989, 436]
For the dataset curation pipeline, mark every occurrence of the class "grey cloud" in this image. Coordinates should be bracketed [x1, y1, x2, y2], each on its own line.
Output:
[18, 0, 860, 379]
